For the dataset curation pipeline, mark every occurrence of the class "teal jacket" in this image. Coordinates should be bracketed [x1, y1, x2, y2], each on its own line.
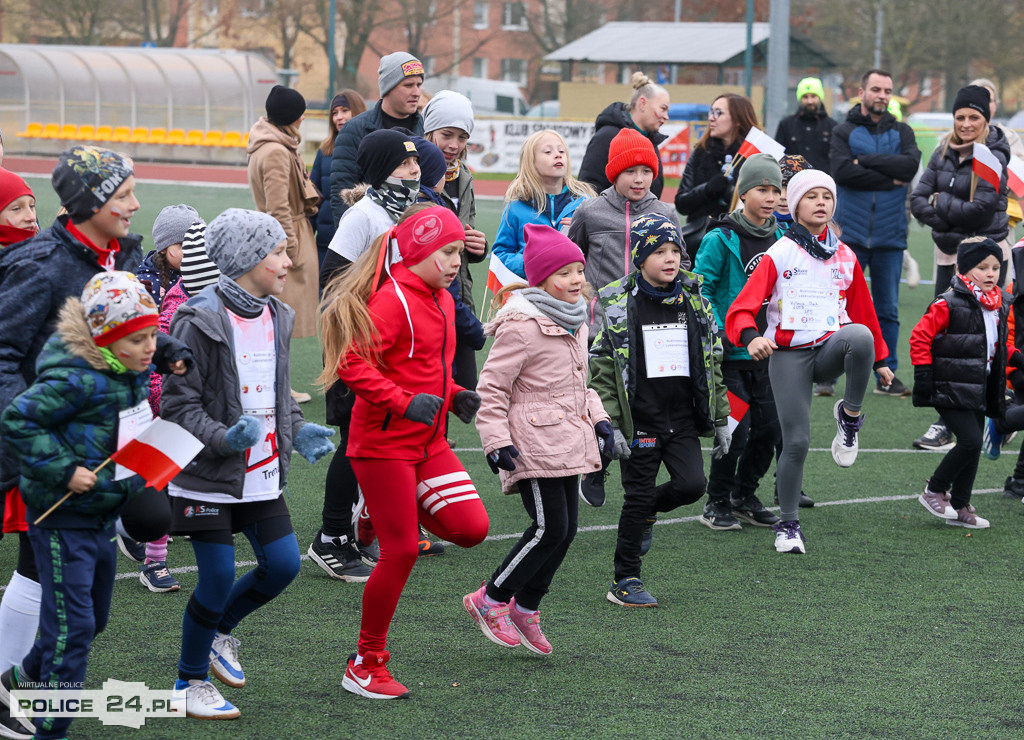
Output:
[1, 299, 150, 529]
[694, 218, 785, 362]
[588, 270, 728, 440]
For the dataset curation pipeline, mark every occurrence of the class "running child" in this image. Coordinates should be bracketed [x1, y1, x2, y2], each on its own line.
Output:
[467, 224, 611, 654]
[492, 129, 594, 278]
[318, 205, 489, 699]
[725, 169, 890, 554]
[912, 237, 1017, 529]
[590, 213, 730, 607]
[162, 209, 335, 720]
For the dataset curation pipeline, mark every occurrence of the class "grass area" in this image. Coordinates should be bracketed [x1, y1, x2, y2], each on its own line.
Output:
[5, 182, 1023, 738]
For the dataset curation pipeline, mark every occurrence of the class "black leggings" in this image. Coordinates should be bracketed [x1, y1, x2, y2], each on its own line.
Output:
[321, 428, 359, 539]
[929, 407, 984, 510]
[17, 531, 38, 582]
[993, 404, 1024, 480]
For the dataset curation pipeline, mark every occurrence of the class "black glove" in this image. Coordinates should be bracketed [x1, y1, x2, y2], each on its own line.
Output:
[451, 390, 481, 424]
[594, 420, 614, 460]
[912, 365, 934, 408]
[1010, 369, 1024, 398]
[486, 445, 519, 474]
[1009, 349, 1024, 370]
[706, 174, 730, 198]
[404, 394, 443, 425]
[153, 332, 194, 375]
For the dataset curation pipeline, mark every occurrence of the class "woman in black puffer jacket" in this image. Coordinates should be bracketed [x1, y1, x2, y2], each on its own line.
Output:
[675, 93, 758, 258]
[911, 85, 1010, 294]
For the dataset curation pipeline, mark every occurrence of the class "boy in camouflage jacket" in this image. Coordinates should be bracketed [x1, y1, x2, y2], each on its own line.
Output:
[589, 213, 729, 608]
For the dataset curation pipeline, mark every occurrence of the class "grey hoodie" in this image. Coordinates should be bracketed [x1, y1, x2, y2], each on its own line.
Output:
[567, 186, 689, 335]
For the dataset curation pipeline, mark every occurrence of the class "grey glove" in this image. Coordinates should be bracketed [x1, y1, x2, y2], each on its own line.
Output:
[223, 415, 260, 453]
[404, 393, 443, 426]
[712, 425, 732, 460]
[612, 428, 631, 460]
[451, 390, 481, 423]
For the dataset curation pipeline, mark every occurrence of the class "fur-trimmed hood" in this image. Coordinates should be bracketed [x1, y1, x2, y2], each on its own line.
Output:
[40, 296, 111, 374]
[342, 183, 370, 206]
[483, 292, 544, 336]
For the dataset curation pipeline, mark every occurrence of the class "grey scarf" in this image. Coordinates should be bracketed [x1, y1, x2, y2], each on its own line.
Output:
[521, 287, 587, 333]
[217, 274, 269, 317]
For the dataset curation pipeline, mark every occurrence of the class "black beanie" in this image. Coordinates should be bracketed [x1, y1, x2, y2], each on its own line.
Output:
[956, 237, 1001, 274]
[357, 129, 419, 189]
[952, 85, 991, 122]
[266, 85, 306, 126]
[52, 146, 133, 223]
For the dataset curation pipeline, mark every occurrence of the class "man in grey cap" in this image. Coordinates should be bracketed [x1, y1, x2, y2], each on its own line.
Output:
[329, 52, 426, 226]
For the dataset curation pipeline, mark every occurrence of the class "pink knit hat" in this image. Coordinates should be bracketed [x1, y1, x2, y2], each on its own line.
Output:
[523, 223, 586, 286]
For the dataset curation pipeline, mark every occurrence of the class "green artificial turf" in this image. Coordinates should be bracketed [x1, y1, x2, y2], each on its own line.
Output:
[4, 181, 1024, 739]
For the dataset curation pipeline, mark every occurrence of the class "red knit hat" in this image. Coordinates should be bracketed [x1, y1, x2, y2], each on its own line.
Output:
[604, 128, 660, 184]
[0, 167, 33, 212]
[395, 206, 466, 266]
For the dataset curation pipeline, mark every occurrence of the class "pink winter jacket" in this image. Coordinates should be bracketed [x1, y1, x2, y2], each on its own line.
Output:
[475, 293, 610, 494]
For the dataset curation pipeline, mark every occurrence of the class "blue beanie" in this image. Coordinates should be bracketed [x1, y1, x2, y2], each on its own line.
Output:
[630, 213, 682, 268]
[411, 136, 447, 190]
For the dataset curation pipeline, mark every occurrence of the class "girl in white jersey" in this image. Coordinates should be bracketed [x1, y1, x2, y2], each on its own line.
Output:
[725, 170, 891, 554]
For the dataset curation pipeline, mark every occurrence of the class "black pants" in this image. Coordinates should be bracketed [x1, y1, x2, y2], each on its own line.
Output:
[930, 407, 984, 509]
[486, 475, 578, 611]
[321, 412, 359, 540]
[993, 404, 1024, 479]
[706, 362, 779, 504]
[614, 428, 705, 580]
[453, 339, 479, 391]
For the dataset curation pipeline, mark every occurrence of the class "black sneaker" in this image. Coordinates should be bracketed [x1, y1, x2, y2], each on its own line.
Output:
[357, 539, 380, 567]
[417, 525, 445, 557]
[307, 532, 372, 582]
[699, 501, 742, 531]
[579, 469, 608, 507]
[0, 667, 34, 737]
[913, 422, 955, 451]
[774, 488, 816, 508]
[874, 376, 911, 397]
[0, 703, 32, 738]
[639, 516, 657, 555]
[116, 533, 146, 563]
[1004, 476, 1024, 500]
[729, 494, 780, 527]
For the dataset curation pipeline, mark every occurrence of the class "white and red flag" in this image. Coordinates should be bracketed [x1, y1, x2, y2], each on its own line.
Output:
[111, 418, 205, 490]
[1006, 155, 1024, 198]
[973, 143, 1003, 191]
[725, 390, 749, 434]
[736, 128, 786, 161]
[485, 253, 521, 297]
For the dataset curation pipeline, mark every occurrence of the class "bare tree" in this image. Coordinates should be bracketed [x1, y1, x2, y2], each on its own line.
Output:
[115, 0, 195, 46]
[10, 0, 116, 44]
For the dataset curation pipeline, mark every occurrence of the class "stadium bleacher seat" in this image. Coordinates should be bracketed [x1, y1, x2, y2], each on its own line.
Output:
[77, 124, 96, 140]
[58, 124, 78, 140]
[166, 128, 186, 145]
[129, 127, 149, 143]
[147, 128, 168, 144]
[41, 123, 60, 139]
[17, 122, 43, 138]
[94, 125, 113, 142]
[184, 130, 204, 146]
[221, 131, 243, 147]
[111, 126, 132, 143]
[202, 130, 223, 146]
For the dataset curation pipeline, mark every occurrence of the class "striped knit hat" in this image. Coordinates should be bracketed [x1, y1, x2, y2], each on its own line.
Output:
[178, 221, 220, 296]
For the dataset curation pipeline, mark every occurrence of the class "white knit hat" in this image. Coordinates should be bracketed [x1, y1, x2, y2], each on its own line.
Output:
[786, 169, 837, 214]
[422, 90, 475, 136]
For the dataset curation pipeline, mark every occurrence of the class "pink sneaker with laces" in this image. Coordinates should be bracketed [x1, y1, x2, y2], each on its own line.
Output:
[463, 584, 520, 648]
[508, 599, 552, 655]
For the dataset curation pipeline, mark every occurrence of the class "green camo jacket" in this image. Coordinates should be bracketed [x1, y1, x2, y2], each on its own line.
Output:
[588, 270, 728, 440]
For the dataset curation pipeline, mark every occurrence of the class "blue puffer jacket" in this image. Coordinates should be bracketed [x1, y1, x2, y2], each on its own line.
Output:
[492, 189, 588, 278]
[1, 300, 151, 529]
[830, 107, 921, 249]
[310, 148, 335, 250]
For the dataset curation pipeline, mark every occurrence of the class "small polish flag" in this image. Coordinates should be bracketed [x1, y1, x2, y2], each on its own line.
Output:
[736, 128, 786, 161]
[1007, 156, 1024, 198]
[111, 418, 205, 490]
[485, 253, 521, 296]
[725, 390, 749, 434]
[972, 143, 1003, 191]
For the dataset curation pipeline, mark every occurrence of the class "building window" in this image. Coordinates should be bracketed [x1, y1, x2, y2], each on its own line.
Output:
[501, 2, 528, 30]
[473, 1, 489, 29]
[500, 58, 527, 86]
[472, 57, 489, 79]
[239, 0, 266, 18]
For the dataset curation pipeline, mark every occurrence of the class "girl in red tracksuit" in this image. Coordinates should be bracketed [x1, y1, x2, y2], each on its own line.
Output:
[318, 204, 489, 700]
[726, 170, 890, 555]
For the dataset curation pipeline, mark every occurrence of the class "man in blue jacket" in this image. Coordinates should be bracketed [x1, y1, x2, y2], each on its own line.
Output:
[830, 69, 921, 397]
[329, 52, 425, 226]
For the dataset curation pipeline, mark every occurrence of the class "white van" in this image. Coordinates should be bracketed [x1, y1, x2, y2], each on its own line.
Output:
[424, 75, 529, 117]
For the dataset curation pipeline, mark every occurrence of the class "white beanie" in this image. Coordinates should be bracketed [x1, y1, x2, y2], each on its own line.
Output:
[423, 90, 475, 136]
[786, 169, 837, 214]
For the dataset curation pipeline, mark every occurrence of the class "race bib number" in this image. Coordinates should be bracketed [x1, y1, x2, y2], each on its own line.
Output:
[780, 285, 839, 332]
[114, 401, 154, 481]
[642, 323, 689, 378]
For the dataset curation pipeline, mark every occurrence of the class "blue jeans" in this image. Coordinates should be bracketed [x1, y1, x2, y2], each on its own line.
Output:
[850, 244, 902, 375]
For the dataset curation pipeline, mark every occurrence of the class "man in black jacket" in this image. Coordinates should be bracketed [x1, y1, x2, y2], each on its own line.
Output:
[774, 77, 836, 174]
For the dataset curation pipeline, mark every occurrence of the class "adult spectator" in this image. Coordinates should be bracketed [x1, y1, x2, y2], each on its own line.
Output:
[330, 52, 425, 226]
[829, 69, 921, 397]
[247, 85, 320, 350]
[675, 93, 757, 257]
[578, 72, 670, 198]
[311, 89, 367, 269]
[774, 77, 836, 173]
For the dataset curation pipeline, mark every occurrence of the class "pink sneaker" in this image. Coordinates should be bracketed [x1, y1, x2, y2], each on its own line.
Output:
[508, 599, 552, 655]
[946, 506, 990, 529]
[918, 488, 956, 519]
[463, 584, 520, 648]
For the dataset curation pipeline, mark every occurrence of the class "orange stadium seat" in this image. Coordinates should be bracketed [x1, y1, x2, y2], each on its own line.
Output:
[241, 133, 249, 147]
[128, 127, 149, 143]
[77, 124, 96, 140]
[58, 124, 78, 139]
[94, 125, 113, 141]
[111, 126, 132, 143]
[166, 128, 186, 145]
[220, 131, 242, 147]
[17, 122, 43, 138]
[146, 128, 167, 144]
[202, 130, 223, 146]
[41, 123, 60, 139]
[184, 130, 205, 146]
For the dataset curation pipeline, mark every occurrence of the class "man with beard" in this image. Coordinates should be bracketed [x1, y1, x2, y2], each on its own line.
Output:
[774, 77, 836, 173]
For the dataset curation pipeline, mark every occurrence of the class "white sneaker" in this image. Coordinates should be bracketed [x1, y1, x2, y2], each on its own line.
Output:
[771, 520, 806, 554]
[209, 633, 245, 688]
[831, 400, 863, 468]
[904, 252, 921, 289]
[173, 678, 240, 720]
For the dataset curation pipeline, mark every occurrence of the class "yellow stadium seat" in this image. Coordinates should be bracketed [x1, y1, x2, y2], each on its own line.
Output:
[241, 133, 249, 147]
[146, 128, 167, 144]
[166, 128, 186, 145]
[17, 122, 43, 138]
[58, 124, 78, 140]
[184, 130, 205, 146]
[128, 127, 149, 143]
[221, 131, 242, 147]
[77, 124, 96, 140]
[94, 125, 113, 141]
[202, 130, 223, 146]
[111, 126, 132, 143]
[41, 123, 60, 139]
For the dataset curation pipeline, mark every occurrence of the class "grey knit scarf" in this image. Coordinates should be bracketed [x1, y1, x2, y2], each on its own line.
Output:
[521, 287, 587, 333]
[217, 274, 269, 317]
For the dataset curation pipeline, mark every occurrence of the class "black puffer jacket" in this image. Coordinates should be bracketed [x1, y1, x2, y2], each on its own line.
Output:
[674, 137, 743, 256]
[578, 102, 667, 198]
[774, 107, 836, 173]
[910, 127, 1010, 255]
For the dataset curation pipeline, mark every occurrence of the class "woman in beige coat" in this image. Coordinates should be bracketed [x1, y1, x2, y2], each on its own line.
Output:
[247, 85, 320, 343]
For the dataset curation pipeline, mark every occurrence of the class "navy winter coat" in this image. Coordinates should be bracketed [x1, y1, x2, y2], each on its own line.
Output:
[310, 148, 335, 250]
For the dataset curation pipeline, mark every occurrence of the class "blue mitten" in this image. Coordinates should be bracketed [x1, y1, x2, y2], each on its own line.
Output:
[594, 420, 614, 458]
[223, 415, 260, 453]
[294, 423, 336, 464]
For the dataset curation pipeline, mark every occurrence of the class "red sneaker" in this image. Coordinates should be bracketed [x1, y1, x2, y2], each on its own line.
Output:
[342, 651, 410, 699]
